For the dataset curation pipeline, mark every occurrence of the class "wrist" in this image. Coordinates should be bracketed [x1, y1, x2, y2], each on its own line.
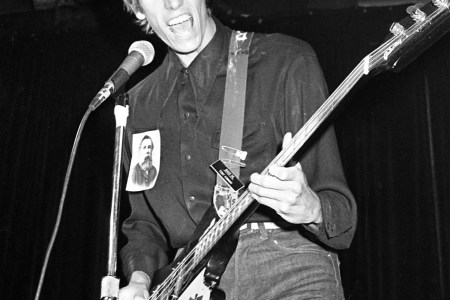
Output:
[307, 187, 323, 224]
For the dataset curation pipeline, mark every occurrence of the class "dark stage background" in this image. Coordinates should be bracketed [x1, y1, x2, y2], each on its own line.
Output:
[1, 1, 449, 299]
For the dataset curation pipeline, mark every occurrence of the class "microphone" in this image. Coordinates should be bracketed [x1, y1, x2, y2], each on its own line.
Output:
[89, 40, 155, 111]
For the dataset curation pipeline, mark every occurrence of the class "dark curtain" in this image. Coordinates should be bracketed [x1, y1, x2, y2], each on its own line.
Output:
[1, 3, 449, 300]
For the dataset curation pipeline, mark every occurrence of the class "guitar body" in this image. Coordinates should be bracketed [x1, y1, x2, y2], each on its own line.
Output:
[151, 201, 258, 299]
[151, 207, 220, 298]
[176, 269, 216, 300]
[150, 206, 236, 300]
[150, 232, 233, 300]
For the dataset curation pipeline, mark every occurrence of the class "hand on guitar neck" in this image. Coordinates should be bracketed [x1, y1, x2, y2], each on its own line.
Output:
[248, 132, 323, 229]
[119, 271, 151, 300]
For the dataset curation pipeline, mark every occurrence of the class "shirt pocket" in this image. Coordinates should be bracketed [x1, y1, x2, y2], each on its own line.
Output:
[211, 120, 266, 149]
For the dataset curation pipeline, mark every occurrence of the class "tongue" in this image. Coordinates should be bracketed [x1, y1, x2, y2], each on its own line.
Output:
[171, 20, 192, 35]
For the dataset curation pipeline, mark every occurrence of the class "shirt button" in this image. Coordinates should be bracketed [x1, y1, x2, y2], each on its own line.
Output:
[185, 154, 191, 161]
[183, 68, 189, 74]
[189, 196, 195, 201]
[184, 112, 190, 119]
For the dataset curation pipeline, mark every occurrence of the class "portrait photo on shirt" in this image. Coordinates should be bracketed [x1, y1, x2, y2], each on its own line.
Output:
[126, 130, 160, 192]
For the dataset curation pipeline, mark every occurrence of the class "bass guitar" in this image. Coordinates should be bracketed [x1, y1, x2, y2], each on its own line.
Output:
[149, 1, 450, 299]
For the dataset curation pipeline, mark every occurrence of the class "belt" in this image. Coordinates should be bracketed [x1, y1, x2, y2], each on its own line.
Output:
[239, 222, 281, 231]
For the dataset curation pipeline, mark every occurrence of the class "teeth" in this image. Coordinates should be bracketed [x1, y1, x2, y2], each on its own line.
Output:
[168, 15, 192, 27]
[168, 14, 193, 37]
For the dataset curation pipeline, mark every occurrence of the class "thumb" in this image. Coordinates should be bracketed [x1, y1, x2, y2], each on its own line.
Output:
[282, 132, 298, 167]
[282, 132, 293, 150]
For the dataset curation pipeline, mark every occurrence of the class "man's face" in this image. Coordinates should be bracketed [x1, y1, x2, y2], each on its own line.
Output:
[139, 138, 153, 170]
[136, 0, 215, 65]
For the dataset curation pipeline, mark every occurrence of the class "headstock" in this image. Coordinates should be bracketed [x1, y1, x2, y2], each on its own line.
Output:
[370, 0, 449, 73]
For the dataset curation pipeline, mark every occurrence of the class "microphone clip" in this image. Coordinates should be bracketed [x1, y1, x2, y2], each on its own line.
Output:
[89, 82, 114, 111]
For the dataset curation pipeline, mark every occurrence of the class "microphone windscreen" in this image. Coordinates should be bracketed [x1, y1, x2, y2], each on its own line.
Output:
[128, 40, 155, 66]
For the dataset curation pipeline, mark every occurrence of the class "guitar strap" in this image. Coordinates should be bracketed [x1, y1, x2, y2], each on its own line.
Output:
[213, 30, 254, 218]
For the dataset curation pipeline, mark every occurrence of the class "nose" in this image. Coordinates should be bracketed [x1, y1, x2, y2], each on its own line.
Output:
[165, 0, 183, 10]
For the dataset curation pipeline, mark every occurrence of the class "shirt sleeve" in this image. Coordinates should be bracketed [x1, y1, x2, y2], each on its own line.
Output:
[282, 49, 357, 249]
[120, 192, 170, 281]
[120, 136, 170, 282]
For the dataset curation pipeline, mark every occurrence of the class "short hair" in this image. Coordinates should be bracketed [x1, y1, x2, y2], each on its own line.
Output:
[122, 0, 211, 33]
[122, 0, 151, 33]
[139, 135, 153, 150]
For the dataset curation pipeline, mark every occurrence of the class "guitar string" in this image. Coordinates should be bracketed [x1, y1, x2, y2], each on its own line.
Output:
[149, 5, 447, 299]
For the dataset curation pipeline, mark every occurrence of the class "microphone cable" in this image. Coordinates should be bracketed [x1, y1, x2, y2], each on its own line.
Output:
[34, 108, 92, 300]
[33, 40, 153, 300]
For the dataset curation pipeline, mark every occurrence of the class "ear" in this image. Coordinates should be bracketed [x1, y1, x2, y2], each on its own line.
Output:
[135, 11, 146, 20]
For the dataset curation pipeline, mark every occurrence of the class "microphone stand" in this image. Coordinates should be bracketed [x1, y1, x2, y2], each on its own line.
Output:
[100, 92, 129, 300]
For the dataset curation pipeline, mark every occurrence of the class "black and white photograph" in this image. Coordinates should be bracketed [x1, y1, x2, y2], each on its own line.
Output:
[0, 0, 449, 299]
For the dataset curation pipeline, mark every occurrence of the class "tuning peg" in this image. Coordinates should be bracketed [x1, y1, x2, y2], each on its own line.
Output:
[390, 22, 405, 36]
[408, 6, 426, 22]
[432, 0, 449, 9]
[406, 3, 425, 14]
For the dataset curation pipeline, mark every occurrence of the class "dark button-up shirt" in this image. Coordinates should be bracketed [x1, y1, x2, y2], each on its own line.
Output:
[120, 19, 357, 281]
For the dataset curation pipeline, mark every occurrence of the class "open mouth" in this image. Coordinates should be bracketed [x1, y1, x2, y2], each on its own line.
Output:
[168, 14, 194, 36]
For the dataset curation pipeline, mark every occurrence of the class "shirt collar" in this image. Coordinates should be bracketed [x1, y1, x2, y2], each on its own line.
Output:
[166, 18, 231, 103]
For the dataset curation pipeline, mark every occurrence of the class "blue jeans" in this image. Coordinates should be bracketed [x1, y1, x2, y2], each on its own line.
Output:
[218, 224, 345, 299]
